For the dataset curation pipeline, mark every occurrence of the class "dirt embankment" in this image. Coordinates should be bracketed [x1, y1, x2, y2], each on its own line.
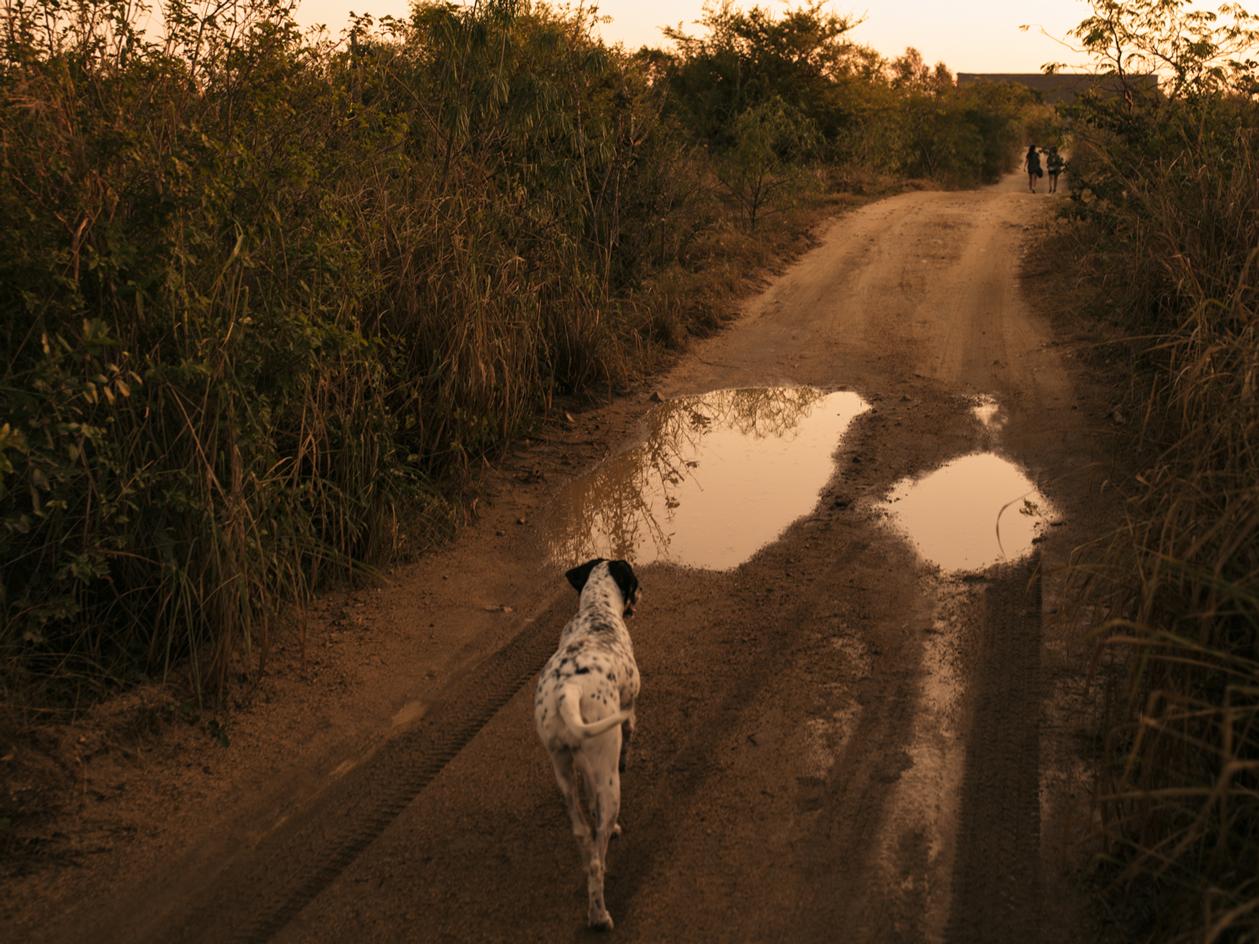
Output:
[3, 174, 1125, 943]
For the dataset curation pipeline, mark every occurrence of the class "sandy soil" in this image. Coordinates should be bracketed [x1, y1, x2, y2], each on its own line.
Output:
[2, 173, 1126, 943]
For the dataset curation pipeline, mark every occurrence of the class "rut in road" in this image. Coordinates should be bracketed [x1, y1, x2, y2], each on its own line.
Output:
[946, 561, 1043, 944]
[144, 592, 573, 943]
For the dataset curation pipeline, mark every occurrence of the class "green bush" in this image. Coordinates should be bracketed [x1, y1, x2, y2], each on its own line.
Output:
[717, 96, 819, 230]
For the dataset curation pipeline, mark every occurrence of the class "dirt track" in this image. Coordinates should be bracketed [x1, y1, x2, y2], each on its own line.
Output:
[5, 173, 1119, 943]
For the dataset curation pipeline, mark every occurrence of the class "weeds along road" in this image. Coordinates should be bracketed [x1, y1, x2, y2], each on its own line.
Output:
[15, 173, 1117, 943]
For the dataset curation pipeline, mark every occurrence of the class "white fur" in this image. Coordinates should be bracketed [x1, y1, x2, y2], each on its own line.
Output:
[534, 561, 641, 931]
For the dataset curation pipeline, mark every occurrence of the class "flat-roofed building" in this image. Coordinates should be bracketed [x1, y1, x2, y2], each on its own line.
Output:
[956, 72, 1159, 104]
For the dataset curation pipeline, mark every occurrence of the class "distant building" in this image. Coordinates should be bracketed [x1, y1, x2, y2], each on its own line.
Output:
[956, 72, 1160, 105]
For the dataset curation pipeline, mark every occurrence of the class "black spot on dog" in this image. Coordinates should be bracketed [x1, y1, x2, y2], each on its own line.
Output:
[574, 666, 591, 675]
[606, 559, 639, 609]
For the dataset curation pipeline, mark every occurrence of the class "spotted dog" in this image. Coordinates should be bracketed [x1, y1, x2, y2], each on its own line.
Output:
[534, 558, 641, 931]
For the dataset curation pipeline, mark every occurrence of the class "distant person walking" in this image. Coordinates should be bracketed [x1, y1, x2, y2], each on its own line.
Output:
[1046, 145, 1064, 194]
[1025, 145, 1042, 193]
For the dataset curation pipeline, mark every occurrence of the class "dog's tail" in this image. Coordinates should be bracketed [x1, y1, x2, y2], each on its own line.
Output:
[557, 682, 630, 740]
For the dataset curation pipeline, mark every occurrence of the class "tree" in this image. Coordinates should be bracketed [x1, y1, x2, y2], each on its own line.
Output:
[717, 96, 818, 230]
[1072, 0, 1258, 99]
[660, 1, 860, 155]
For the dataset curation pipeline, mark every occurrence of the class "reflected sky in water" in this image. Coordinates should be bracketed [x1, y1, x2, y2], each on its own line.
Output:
[883, 452, 1054, 572]
[543, 388, 869, 570]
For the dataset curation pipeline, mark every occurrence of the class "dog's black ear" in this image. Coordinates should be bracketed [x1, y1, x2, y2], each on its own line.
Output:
[565, 558, 605, 593]
[606, 560, 639, 609]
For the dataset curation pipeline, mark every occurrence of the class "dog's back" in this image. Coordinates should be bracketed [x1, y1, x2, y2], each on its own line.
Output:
[536, 609, 637, 751]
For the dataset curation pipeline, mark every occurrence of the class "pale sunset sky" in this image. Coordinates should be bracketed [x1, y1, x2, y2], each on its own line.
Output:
[291, 0, 1100, 74]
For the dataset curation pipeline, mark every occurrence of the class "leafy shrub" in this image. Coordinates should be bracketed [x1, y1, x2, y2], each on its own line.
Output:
[717, 96, 819, 229]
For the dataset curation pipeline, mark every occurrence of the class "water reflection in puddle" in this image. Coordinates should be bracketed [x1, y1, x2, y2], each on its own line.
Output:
[883, 453, 1054, 572]
[970, 395, 1004, 430]
[543, 387, 869, 570]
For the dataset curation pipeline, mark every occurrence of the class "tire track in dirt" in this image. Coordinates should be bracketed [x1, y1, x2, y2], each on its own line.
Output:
[790, 633, 924, 938]
[143, 592, 574, 943]
[602, 586, 813, 925]
[945, 557, 1042, 943]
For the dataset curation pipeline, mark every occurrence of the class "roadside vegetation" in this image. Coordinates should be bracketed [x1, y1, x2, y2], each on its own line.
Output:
[0, 0, 1031, 713]
[1058, 1, 1259, 938]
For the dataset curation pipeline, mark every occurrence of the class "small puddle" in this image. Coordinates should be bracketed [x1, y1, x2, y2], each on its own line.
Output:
[542, 387, 869, 570]
[970, 395, 1005, 431]
[883, 452, 1055, 572]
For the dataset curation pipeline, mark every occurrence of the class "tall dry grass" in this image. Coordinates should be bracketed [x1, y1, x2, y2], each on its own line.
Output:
[0, 0, 709, 706]
[1064, 47, 1259, 938]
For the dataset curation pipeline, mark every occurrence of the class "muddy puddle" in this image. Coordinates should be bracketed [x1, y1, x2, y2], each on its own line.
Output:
[542, 387, 869, 570]
[883, 452, 1055, 572]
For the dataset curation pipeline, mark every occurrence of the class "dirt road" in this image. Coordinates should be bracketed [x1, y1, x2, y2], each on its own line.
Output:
[6, 174, 1118, 943]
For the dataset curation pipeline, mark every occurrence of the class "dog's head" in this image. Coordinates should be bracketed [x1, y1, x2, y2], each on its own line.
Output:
[565, 558, 641, 618]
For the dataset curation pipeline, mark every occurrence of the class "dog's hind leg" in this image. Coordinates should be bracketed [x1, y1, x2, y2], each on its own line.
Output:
[550, 750, 592, 861]
[618, 709, 636, 773]
[584, 762, 621, 931]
